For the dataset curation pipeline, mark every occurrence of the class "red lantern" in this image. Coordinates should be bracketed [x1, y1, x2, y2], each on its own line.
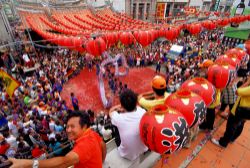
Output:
[119, 32, 134, 45]
[187, 24, 202, 35]
[103, 33, 116, 47]
[205, 11, 210, 16]
[133, 31, 139, 41]
[72, 37, 83, 48]
[165, 89, 207, 128]
[172, 27, 180, 39]
[217, 18, 229, 27]
[165, 28, 176, 41]
[137, 31, 153, 47]
[158, 29, 165, 37]
[85, 37, 107, 56]
[151, 29, 159, 41]
[202, 20, 216, 30]
[222, 18, 229, 26]
[224, 12, 230, 17]
[181, 77, 216, 106]
[216, 54, 241, 68]
[73, 37, 85, 52]
[61, 36, 73, 47]
[139, 105, 189, 154]
[214, 11, 220, 17]
[244, 40, 250, 53]
[226, 48, 247, 62]
[207, 63, 236, 89]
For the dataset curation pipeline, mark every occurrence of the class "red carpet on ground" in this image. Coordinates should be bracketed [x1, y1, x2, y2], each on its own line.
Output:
[61, 67, 160, 112]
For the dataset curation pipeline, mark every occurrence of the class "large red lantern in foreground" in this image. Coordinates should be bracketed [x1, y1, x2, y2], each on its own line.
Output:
[165, 89, 207, 128]
[85, 37, 106, 56]
[181, 77, 216, 106]
[139, 105, 189, 154]
[207, 63, 236, 89]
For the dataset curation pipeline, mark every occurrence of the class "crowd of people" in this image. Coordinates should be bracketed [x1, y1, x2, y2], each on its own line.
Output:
[0, 24, 250, 168]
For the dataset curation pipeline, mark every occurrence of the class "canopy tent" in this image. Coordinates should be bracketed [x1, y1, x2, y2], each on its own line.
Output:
[167, 44, 184, 60]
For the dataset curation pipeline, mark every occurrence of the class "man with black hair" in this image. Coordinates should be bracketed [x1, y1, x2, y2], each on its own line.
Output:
[138, 75, 169, 110]
[109, 89, 148, 161]
[8, 111, 106, 168]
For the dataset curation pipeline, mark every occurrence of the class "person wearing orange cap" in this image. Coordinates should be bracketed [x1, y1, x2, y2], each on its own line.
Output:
[138, 75, 169, 110]
[198, 59, 214, 78]
[198, 59, 221, 132]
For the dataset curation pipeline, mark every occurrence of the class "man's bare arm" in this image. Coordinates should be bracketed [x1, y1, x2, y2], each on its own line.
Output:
[9, 151, 79, 168]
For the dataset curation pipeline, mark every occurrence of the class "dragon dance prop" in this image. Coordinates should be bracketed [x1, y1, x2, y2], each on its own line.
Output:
[98, 52, 129, 108]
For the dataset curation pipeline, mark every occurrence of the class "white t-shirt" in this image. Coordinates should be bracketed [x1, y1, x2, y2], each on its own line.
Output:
[8, 122, 18, 137]
[48, 132, 55, 140]
[101, 128, 112, 141]
[6, 135, 17, 150]
[49, 121, 55, 132]
[110, 106, 148, 161]
[22, 54, 30, 62]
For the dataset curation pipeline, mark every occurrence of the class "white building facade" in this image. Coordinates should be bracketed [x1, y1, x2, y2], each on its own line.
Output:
[86, 0, 157, 21]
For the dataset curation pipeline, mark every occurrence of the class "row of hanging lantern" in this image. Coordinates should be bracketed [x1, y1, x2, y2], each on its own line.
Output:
[139, 48, 248, 155]
[27, 13, 250, 56]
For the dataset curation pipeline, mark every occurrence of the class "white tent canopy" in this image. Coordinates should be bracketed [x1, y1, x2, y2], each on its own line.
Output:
[167, 44, 184, 60]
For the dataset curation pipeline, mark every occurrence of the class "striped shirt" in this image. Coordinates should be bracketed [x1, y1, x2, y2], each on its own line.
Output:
[221, 84, 237, 105]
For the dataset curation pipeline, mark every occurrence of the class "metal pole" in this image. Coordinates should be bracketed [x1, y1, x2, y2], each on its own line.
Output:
[0, 3, 15, 42]
[131, 0, 133, 18]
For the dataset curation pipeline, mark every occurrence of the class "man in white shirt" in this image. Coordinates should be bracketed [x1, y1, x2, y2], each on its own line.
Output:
[22, 53, 30, 63]
[7, 117, 18, 137]
[4, 132, 17, 157]
[49, 118, 55, 132]
[109, 89, 148, 161]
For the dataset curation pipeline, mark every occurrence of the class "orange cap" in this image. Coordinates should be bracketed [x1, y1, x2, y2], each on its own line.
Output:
[200, 59, 214, 68]
[152, 75, 167, 89]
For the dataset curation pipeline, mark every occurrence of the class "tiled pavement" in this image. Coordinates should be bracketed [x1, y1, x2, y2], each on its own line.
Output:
[153, 114, 250, 168]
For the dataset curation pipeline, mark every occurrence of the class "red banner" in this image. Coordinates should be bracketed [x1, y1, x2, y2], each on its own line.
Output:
[156, 3, 166, 19]
[184, 7, 197, 15]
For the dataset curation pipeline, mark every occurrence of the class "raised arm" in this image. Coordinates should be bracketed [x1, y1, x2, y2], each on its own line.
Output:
[109, 104, 123, 114]
[9, 151, 79, 168]
[138, 91, 155, 100]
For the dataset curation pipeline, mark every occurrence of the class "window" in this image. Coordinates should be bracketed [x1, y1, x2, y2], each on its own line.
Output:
[146, 3, 150, 19]
[133, 3, 136, 19]
[139, 3, 144, 20]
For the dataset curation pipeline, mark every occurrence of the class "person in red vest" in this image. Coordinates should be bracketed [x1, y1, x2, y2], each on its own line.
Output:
[8, 111, 106, 168]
